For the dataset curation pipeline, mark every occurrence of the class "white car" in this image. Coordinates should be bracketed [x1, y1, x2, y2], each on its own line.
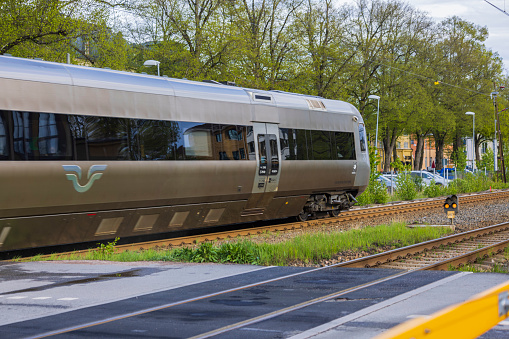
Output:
[377, 175, 398, 192]
[410, 171, 446, 186]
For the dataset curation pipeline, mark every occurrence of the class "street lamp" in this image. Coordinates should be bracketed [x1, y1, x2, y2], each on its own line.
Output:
[466, 111, 475, 170]
[368, 95, 380, 154]
[143, 59, 160, 76]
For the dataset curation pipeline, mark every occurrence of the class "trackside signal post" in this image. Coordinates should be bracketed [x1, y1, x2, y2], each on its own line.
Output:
[492, 90, 507, 183]
[444, 195, 458, 224]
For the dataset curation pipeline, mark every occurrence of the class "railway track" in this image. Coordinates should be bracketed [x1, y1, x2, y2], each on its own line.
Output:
[13, 189, 509, 261]
[337, 221, 509, 271]
[115, 189, 509, 252]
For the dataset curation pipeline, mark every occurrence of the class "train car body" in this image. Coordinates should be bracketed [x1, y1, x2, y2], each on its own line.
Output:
[0, 56, 369, 252]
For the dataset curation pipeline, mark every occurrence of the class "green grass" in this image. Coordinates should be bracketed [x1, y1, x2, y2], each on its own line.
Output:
[456, 263, 509, 273]
[20, 222, 454, 266]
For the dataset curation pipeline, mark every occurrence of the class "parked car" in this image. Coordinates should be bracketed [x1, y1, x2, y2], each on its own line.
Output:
[436, 168, 456, 179]
[410, 170, 446, 186]
[431, 173, 448, 186]
[376, 175, 398, 192]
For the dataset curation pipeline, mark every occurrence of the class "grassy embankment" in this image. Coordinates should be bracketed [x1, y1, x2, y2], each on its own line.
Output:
[21, 222, 453, 266]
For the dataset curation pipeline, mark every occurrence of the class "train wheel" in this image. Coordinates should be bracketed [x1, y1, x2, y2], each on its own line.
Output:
[329, 209, 340, 218]
[297, 212, 309, 222]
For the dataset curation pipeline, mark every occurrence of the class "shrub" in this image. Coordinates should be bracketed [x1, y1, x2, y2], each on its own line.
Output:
[356, 179, 389, 205]
[395, 173, 417, 200]
[423, 180, 443, 197]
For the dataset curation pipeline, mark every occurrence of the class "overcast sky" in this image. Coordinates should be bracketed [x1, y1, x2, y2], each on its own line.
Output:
[338, 0, 509, 72]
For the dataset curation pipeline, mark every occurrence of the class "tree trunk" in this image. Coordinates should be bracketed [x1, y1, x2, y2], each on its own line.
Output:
[474, 134, 480, 163]
[414, 134, 425, 170]
[435, 137, 445, 170]
[382, 129, 398, 172]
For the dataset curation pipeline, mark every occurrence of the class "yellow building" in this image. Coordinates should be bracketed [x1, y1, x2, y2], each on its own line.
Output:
[373, 135, 413, 172]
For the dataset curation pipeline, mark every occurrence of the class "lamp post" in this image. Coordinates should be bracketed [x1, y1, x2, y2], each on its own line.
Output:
[368, 95, 380, 154]
[466, 111, 475, 170]
[143, 59, 160, 76]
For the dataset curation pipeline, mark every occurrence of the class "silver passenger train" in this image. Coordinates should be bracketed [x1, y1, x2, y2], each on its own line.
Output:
[0, 56, 369, 252]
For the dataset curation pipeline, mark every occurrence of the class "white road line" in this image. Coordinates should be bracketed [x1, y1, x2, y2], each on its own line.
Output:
[57, 298, 79, 301]
[406, 314, 430, 319]
[289, 272, 472, 339]
[7, 296, 27, 300]
[32, 297, 52, 300]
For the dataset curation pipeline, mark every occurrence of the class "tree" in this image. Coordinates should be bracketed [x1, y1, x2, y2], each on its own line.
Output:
[292, 0, 354, 97]
[0, 0, 134, 69]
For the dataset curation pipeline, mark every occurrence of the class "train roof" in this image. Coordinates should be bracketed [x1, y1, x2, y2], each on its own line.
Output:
[0, 55, 360, 116]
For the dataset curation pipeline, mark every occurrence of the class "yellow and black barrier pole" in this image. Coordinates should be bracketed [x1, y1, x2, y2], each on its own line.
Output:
[373, 280, 509, 339]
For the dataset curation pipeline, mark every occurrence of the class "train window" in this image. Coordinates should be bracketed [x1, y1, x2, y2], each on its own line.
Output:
[11, 111, 72, 160]
[309, 130, 332, 160]
[220, 126, 238, 160]
[235, 126, 248, 160]
[68, 115, 89, 160]
[12, 111, 24, 159]
[246, 127, 256, 160]
[0, 111, 9, 159]
[227, 129, 238, 140]
[0, 110, 254, 162]
[85, 116, 130, 160]
[279, 127, 356, 161]
[268, 134, 279, 175]
[335, 132, 356, 160]
[138, 120, 179, 160]
[295, 129, 309, 160]
[358, 123, 367, 152]
[180, 122, 214, 160]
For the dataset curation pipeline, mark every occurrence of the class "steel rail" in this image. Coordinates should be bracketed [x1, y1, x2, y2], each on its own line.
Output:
[337, 221, 509, 270]
[115, 190, 509, 252]
[16, 189, 509, 261]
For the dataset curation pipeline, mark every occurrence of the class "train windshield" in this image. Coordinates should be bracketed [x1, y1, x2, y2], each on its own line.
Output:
[358, 123, 367, 152]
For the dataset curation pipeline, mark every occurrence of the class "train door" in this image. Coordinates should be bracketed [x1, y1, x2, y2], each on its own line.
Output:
[242, 123, 281, 216]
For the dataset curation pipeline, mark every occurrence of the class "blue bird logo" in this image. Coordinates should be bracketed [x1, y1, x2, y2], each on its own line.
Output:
[62, 165, 108, 193]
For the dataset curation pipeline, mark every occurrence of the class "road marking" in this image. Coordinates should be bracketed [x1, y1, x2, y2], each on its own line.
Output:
[289, 272, 471, 339]
[7, 296, 27, 299]
[57, 298, 79, 301]
[32, 297, 52, 300]
[406, 314, 429, 319]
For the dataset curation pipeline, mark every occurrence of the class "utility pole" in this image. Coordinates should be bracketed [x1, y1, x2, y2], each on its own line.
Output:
[492, 89, 507, 183]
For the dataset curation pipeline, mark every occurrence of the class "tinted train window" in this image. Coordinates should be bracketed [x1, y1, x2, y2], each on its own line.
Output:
[310, 130, 332, 160]
[12, 111, 72, 160]
[0, 110, 253, 161]
[84, 116, 130, 160]
[138, 120, 179, 160]
[68, 115, 89, 160]
[280, 127, 356, 161]
[335, 132, 356, 160]
[358, 123, 367, 152]
[0, 112, 9, 159]
[279, 128, 309, 160]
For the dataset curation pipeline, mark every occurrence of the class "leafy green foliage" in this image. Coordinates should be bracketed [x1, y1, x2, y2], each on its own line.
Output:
[96, 237, 119, 258]
[477, 148, 494, 172]
[395, 173, 417, 200]
[422, 180, 442, 197]
[451, 148, 467, 171]
[356, 147, 389, 205]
